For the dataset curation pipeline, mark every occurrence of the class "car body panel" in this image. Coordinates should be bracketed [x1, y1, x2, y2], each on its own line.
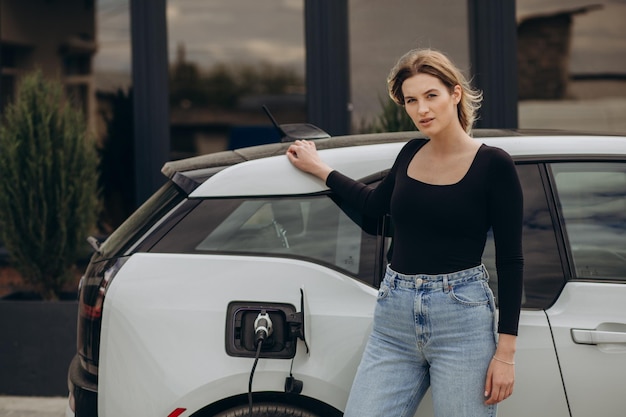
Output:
[546, 282, 626, 417]
[496, 310, 570, 417]
[99, 253, 376, 416]
[189, 142, 406, 198]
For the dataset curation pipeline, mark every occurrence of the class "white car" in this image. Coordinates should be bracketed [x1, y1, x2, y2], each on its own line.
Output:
[67, 129, 626, 417]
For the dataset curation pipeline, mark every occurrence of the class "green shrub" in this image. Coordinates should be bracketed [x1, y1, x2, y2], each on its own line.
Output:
[360, 97, 417, 133]
[0, 71, 100, 300]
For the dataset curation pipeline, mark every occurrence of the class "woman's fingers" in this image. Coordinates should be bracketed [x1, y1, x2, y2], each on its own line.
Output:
[286, 140, 331, 180]
[484, 360, 515, 405]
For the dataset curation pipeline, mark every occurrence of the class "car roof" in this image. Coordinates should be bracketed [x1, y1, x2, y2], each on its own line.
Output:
[160, 129, 626, 198]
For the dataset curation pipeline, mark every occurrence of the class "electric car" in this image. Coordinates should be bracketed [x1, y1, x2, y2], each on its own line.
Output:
[67, 128, 626, 417]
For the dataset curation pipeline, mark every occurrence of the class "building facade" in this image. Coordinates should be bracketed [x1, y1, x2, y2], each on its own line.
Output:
[1, 0, 97, 129]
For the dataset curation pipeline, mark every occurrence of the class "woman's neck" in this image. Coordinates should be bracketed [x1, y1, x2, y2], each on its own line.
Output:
[427, 126, 473, 154]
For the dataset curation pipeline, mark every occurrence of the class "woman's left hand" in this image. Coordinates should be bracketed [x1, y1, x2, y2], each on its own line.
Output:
[286, 140, 332, 180]
[484, 356, 515, 405]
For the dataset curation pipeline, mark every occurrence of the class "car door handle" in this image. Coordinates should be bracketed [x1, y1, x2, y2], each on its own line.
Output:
[571, 329, 626, 345]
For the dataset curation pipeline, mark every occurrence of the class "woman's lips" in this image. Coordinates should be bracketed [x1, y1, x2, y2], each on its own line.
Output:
[419, 117, 434, 126]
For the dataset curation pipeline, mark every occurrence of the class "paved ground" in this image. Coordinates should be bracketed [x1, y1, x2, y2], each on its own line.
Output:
[0, 396, 68, 417]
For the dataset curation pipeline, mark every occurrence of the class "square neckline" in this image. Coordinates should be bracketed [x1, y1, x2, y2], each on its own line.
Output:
[405, 140, 486, 187]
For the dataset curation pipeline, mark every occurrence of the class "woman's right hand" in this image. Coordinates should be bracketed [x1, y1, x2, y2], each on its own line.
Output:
[286, 140, 333, 181]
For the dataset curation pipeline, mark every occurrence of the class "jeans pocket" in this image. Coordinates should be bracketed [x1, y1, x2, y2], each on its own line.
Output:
[377, 281, 391, 300]
[448, 280, 490, 306]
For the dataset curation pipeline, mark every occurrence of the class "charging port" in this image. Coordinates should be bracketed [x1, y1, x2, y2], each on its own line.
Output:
[225, 302, 300, 359]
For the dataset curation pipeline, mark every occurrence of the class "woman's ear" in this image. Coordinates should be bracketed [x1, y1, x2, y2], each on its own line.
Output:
[453, 85, 462, 105]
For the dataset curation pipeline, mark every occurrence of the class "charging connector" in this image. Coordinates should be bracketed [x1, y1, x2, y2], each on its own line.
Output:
[253, 310, 273, 344]
[229, 300, 307, 415]
[226, 302, 302, 359]
[249, 310, 273, 415]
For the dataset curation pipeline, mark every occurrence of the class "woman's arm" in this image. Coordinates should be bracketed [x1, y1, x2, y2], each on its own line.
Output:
[286, 138, 428, 219]
[489, 148, 524, 336]
[287, 139, 413, 217]
[484, 147, 524, 405]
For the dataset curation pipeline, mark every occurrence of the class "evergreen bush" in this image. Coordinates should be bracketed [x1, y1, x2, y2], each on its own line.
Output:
[359, 97, 416, 133]
[0, 71, 100, 300]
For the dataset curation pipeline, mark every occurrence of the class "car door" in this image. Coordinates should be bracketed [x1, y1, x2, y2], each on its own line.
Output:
[545, 162, 626, 417]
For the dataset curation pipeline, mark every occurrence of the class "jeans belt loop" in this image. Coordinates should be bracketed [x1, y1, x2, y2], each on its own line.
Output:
[443, 275, 449, 293]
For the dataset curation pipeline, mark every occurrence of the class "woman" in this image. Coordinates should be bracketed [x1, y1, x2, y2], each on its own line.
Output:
[286, 48, 523, 417]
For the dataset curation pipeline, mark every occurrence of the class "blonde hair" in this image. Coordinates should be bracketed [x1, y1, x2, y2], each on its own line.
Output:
[387, 49, 482, 134]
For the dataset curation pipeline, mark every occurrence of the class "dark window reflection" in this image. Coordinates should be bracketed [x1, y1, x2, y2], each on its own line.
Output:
[149, 195, 379, 286]
[551, 162, 626, 280]
[484, 164, 565, 310]
[166, 0, 306, 158]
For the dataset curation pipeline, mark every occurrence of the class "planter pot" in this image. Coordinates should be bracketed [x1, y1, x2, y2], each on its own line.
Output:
[0, 298, 77, 396]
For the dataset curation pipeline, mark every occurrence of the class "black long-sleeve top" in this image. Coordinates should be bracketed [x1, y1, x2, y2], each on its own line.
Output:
[326, 139, 524, 335]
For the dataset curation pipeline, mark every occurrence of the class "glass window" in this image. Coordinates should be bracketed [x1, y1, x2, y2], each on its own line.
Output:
[149, 194, 380, 285]
[99, 182, 186, 260]
[63, 54, 92, 76]
[551, 162, 626, 280]
[483, 164, 564, 309]
[0, 43, 32, 112]
[94, 0, 134, 230]
[349, 0, 470, 133]
[166, 0, 306, 157]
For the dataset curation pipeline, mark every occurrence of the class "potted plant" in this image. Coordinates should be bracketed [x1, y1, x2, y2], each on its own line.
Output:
[0, 70, 99, 300]
[0, 71, 100, 396]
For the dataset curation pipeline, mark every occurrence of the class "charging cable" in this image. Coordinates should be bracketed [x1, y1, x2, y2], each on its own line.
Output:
[249, 311, 273, 416]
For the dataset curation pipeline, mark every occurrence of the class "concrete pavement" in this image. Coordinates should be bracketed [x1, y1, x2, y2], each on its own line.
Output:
[0, 396, 68, 417]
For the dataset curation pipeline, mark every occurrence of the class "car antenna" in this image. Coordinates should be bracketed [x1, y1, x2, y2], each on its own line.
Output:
[262, 105, 330, 142]
[262, 105, 287, 137]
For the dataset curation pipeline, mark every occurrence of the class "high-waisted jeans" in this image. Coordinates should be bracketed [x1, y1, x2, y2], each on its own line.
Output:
[344, 264, 498, 417]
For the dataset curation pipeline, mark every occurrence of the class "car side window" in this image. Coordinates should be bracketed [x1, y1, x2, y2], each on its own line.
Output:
[551, 162, 626, 280]
[482, 163, 564, 309]
[148, 195, 381, 285]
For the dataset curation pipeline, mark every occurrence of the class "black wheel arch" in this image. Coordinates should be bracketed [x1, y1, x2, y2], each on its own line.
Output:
[189, 392, 343, 417]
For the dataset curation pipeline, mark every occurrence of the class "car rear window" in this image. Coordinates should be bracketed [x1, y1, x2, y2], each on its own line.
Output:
[148, 194, 382, 285]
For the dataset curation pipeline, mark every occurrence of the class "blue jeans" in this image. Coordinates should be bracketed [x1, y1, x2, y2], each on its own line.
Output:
[344, 264, 498, 417]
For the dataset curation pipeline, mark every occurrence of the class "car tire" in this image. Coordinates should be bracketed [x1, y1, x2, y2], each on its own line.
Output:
[214, 402, 321, 417]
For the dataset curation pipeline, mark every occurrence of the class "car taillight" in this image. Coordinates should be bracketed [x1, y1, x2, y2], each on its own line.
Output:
[77, 257, 128, 376]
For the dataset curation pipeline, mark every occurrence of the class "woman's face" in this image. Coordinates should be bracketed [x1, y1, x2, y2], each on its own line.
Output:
[401, 73, 461, 138]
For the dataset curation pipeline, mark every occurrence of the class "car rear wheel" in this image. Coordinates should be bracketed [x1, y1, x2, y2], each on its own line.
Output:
[214, 402, 321, 417]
